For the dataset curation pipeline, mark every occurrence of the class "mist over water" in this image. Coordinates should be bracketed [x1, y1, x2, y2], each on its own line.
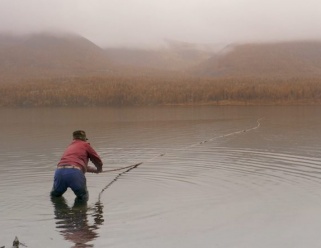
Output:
[1, 106, 321, 247]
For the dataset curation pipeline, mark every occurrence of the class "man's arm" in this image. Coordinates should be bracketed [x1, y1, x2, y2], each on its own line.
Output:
[87, 144, 103, 173]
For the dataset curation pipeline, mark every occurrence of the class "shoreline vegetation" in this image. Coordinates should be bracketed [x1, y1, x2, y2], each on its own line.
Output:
[1, 75, 321, 107]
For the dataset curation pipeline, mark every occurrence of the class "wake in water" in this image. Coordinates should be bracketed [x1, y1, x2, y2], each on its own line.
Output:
[97, 118, 263, 200]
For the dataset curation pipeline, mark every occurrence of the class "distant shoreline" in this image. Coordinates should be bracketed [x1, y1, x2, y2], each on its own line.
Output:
[1, 75, 321, 108]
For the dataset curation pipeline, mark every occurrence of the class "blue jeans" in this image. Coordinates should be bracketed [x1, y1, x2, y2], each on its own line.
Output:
[50, 168, 88, 201]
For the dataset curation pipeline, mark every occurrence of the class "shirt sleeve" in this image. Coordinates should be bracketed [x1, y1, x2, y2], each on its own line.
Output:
[86, 143, 103, 171]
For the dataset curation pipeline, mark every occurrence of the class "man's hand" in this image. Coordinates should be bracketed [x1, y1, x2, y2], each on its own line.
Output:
[87, 166, 101, 174]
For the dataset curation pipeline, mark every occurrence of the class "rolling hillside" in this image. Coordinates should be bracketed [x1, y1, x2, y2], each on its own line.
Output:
[2, 33, 321, 83]
[194, 41, 321, 78]
[2, 36, 321, 107]
[0, 33, 112, 81]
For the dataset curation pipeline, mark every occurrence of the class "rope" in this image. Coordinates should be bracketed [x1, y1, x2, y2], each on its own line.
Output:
[97, 117, 263, 200]
[98, 162, 142, 201]
[100, 163, 142, 173]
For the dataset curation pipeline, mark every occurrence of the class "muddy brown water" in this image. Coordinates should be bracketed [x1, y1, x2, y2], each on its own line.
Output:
[1, 106, 321, 248]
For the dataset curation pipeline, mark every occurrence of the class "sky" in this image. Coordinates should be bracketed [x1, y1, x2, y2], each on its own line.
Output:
[0, 0, 321, 48]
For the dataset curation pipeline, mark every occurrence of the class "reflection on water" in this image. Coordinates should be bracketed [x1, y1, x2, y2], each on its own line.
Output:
[51, 197, 104, 248]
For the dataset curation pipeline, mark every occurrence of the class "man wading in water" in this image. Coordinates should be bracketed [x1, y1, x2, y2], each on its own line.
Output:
[50, 130, 103, 201]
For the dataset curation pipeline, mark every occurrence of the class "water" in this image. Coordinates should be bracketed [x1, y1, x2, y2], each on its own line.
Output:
[1, 106, 321, 248]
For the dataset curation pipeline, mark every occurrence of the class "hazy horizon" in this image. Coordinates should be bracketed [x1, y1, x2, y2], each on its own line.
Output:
[1, 0, 321, 48]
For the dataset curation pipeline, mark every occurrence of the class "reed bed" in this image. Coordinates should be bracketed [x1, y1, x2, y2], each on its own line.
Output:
[1, 75, 321, 107]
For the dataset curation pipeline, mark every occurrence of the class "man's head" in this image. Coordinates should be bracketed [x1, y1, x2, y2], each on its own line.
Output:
[73, 130, 88, 141]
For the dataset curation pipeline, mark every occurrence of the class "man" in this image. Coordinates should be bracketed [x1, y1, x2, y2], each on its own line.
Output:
[50, 130, 103, 201]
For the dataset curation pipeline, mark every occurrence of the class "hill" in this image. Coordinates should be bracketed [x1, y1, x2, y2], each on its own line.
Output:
[2, 37, 321, 107]
[194, 41, 321, 78]
[0, 33, 112, 82]
[2, 34, 321, 84]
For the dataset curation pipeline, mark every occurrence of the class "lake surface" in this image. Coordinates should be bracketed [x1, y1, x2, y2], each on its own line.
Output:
[1, 106, 321, 248]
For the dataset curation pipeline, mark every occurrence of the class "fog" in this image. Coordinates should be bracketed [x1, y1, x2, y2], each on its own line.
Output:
[1, 0, 321, 48]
